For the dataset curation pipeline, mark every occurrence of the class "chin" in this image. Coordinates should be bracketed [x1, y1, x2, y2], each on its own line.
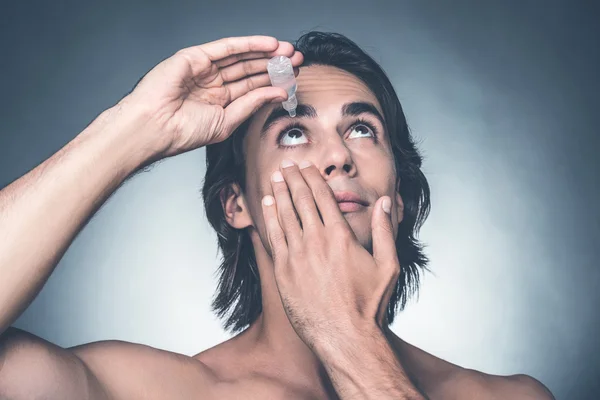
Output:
[343, 217, 373, 253]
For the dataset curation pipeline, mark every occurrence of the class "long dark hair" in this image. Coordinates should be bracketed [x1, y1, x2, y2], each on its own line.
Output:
[202, 31, 431, 333]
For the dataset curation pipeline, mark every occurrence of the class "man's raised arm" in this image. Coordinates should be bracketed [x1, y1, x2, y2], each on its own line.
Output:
[0, 36, 301, 399]
[0, 102, 155, 335]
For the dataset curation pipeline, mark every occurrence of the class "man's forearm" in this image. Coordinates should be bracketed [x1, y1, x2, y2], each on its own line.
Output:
[0, 99, 155, 334]
[315, 327, 428, 400]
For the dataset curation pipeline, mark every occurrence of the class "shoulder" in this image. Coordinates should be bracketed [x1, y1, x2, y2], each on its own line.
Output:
[385, 336, 554, 400]
[443, 369, 555, 400]
[1, 329, 217, 400]
[70, 340, 218, 399]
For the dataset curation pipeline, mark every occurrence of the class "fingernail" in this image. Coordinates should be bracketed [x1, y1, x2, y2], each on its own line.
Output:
[263, 195, 274, 206]
[299, 160, 312, 169]
[281, 159, 295, 168]
[272, 171, 284, 182]
[382, 197, 391, 214]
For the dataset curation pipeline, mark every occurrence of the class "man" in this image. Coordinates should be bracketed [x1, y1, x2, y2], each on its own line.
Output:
[0, 32, 554, 399]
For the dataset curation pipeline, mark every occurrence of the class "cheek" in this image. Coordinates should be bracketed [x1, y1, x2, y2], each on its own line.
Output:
[356, 149, 397, 192]
[244, 146, 276, 207]
[246, 175, 267, 213]
[243, 168, 280, 230]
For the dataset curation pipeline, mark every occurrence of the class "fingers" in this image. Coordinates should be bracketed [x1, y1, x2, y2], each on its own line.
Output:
[198, 35, 280, 62]
[277, 160, 323, 231]
[215, 51, 271, 68]
[222, 85, 287, 134]
[371, 196, 398, 267]
[225, 72, 273, 101]
[215, 40, 297, 68]
[371, 196, 400, 326]
[176, 36, 297, 79]
[270, 162, 304, 247]
[296, 161, 349, 228]
[220, 50, 304, 83]
[261, 195, 289, 267]
[222, 49, 302, 98]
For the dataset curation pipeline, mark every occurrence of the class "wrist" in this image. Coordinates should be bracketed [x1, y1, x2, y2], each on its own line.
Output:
[312, 322, 386, 361]
[314, 325, 424, 399]
[86, 98, 162, 176]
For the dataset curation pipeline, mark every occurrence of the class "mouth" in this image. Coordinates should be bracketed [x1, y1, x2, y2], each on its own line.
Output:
[334, 191, 368, 213]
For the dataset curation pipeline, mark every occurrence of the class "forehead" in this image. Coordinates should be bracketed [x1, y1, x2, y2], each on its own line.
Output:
[248, 65, 382, 129]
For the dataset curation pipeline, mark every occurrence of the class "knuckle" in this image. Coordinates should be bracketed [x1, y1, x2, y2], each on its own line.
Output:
[375, 215, 394, 234]
[293, 189, 315, 205]
[270, 230, 286, 247]
[228, 53, 242, 63]
[242, 60, 254, 76]
[381, 262, 401, 281]
[302, 221, 321, 234]
[380, 221, 394, 235]
[273, 184, 289, 196]
[174, 50, 193, 66]
[245, 76, 256, 92]
[387, 260, 401, 275]
[282, 211, 300, 226]
[225, 40, 236, 56]
[175, 48, 188, 57]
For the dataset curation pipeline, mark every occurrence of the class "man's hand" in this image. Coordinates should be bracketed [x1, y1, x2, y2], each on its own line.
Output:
[261, 158, 400, 351]
[123, 35, 303, 158]
[261, 159, 428, 399]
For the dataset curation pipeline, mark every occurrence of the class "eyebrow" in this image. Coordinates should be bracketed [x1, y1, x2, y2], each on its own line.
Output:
[260, 101, 386, 139]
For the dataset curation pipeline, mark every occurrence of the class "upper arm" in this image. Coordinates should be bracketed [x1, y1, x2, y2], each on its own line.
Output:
[493, 374, 556, 400]
[0, 327, 109, 400]
[445, 369, 555, 400]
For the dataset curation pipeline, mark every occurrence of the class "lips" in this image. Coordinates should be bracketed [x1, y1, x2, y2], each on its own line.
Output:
[333, 191, 368, 212]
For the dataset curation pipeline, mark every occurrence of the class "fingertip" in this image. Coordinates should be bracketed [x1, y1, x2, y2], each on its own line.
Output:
[382, 196, 391, 214]
[265, 36, 280, 47]
[267, 40, 295, 57]
[263, 195, 274, 206]
[276, 86, 289, 98]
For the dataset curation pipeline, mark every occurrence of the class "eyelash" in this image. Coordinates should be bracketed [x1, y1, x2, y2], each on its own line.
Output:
[275, 117, 380, 150]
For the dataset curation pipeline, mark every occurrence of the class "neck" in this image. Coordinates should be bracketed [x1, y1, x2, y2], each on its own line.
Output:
[242, 228, 328, 382]
[239, 228, 410, 390]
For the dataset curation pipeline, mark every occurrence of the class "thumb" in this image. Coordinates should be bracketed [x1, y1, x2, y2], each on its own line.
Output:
[372, 196, 401, 327]
[222, 86, 288, 135]
[371, 196, 398, 268]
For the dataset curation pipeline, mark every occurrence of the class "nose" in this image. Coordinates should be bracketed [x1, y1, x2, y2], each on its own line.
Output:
[319, 136, 357, 179]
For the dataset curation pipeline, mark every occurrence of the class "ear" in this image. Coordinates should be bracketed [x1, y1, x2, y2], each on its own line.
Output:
[221, 183, 253, 229]
[395, 180, 405, 235]
[395, 191, 404, 222]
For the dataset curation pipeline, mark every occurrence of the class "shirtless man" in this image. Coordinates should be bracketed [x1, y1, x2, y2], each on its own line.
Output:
[0, 32, 555, 399]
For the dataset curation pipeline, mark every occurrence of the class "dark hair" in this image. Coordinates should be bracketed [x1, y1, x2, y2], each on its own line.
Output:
[202, 31, 431, 333]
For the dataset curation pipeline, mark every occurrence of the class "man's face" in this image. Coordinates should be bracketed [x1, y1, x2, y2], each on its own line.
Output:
[242, 65, 402, 253]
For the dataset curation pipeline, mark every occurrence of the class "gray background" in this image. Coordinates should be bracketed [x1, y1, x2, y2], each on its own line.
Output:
[1, 1, 598, 398]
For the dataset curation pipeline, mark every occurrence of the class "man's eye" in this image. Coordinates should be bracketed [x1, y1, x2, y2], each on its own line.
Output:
[348, 124, 375, 138]
[277, 121, 378, 148]
[279, 128, 309, 147]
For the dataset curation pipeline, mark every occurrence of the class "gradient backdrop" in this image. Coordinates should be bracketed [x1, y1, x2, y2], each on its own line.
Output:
[1, 1, 598, 399]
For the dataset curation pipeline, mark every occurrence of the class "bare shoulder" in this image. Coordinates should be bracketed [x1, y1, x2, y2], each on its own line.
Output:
[386, 336, 554, 400]
[71, 339, 218, 399]
[442, 368, 555, 400]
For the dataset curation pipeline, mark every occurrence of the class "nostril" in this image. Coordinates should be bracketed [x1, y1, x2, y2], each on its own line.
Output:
[325, 164, 352, 175]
